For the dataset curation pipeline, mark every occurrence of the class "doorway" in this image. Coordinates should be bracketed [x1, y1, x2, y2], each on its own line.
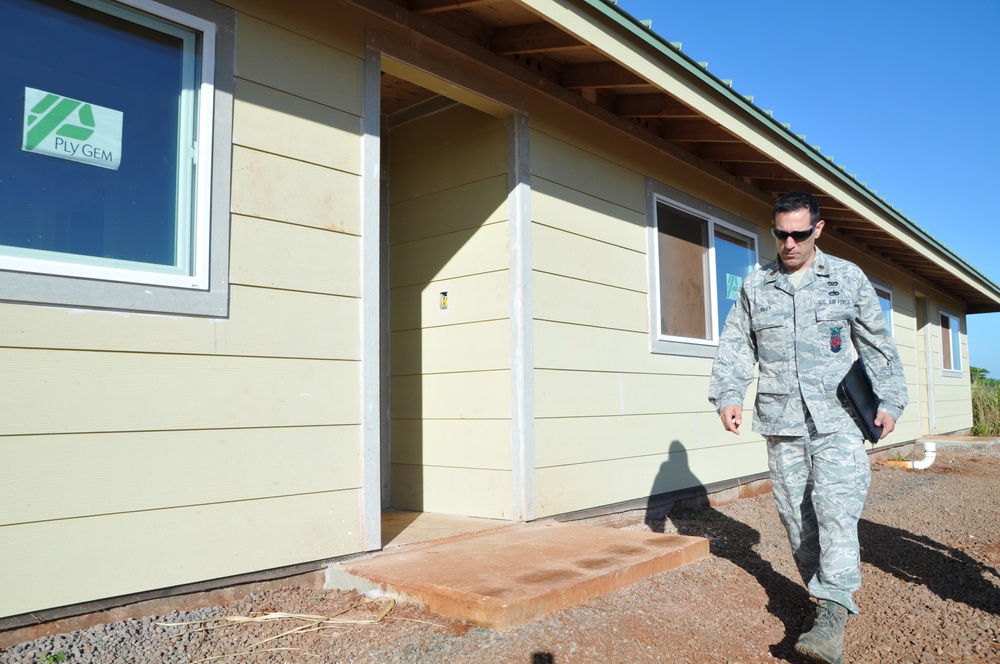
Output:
[373, 57, 528, 537]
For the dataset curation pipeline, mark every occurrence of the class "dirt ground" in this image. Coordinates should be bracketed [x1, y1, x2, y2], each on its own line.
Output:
[3, 441, 999, 663]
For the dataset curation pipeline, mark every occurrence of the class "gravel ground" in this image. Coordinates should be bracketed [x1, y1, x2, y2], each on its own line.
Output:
[3, 441, 999, 663]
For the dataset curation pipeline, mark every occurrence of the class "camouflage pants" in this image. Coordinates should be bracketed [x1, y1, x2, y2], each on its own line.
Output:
[766, 426, 871, 614]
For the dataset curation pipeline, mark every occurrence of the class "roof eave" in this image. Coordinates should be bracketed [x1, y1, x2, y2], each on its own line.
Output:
[572, 0, 1000, 310]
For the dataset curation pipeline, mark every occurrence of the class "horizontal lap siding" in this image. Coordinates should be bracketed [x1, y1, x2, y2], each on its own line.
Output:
[528, 126, 767, 517]
[230, 214, 360, 295]
[388, 105, 512, 518]
[2, 351, 359, 435]
[935, 378, 973, 433]
[925, 297, 972, 434]
[0, 8, 369, 617]
[0, 492, 361, 618]
[936, 320, 972, 435]
[535, 412, 726, 467]
[892, 293, 921, 442]
[536, 441, 763, 517]
[1, 427, 359, 525]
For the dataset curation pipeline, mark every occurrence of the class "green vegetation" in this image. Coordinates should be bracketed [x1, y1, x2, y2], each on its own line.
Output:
[40, 652, 67, 664]
[971, 367, 1000, 437]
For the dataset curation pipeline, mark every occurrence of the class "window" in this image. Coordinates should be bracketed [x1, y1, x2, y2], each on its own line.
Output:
[646, 181, 759, 357]
[940, 311, 962, 372]
[871, 282, 893, 338]
[0, 0, 233, 315]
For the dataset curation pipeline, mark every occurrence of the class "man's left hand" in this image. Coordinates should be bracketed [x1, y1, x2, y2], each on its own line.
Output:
[875, 411, 896, 439]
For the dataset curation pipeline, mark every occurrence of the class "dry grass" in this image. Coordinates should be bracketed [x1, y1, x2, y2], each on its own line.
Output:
[156, 596, 398, 662]
[972, 380, 1000, 436]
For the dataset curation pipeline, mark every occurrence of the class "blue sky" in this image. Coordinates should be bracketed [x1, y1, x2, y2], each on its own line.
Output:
[616, 0, 1000, 377]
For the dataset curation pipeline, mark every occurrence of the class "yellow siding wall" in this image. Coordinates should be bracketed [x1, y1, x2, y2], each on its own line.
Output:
[0, 4, 368, 618]
[915, 297, 933, 436]
[908, 296, 972, 436]
[528, 117, 771, 517]
[387, 104, 513, 518]
[882, 286, 921, 443]
[932, 304, 973, 433]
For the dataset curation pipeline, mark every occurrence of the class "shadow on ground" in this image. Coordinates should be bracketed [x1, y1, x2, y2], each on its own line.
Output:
[859, 519, 1000, 615]
[645, 441, 811, 660]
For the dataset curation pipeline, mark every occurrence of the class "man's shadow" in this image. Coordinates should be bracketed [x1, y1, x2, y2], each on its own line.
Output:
[859, 519, 1000, 615]
[645, 440, 810, 659]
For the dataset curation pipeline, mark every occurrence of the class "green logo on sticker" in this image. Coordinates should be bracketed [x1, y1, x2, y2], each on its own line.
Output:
[726, 273, 743, 300]
[24, 93, 96, 152]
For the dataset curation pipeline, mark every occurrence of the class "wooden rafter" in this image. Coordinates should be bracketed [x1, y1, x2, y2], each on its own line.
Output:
[821, 214, 866, 225]
[863, 241, 921, 252]
[725, 162, 800, 180]
[696, 143, 772, 162]
[824, 218, 870, 229]
[813, 198, 856, 215]
[659, 119, 736, 142]
[614, 93, 698, 117]
[561, 61, 648, 88]
[752, 177, 813, 192]
[836, 228, 893, 240]
[491, 22, 586, 54]
[409, 0, 494, 14]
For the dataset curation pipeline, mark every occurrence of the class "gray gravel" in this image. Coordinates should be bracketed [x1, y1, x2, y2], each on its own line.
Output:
[3, 441, 999, 663]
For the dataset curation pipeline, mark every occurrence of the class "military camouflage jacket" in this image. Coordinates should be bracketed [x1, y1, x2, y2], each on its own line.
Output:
[708, 248, 908, 436]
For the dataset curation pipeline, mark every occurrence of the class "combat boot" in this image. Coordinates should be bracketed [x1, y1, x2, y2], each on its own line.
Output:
[800, 604, 818, 633]
[794, 599, 848, 664]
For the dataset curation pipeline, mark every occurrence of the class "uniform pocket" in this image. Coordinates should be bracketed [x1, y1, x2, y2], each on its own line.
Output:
[755, 376, 790, 423]
[751, 312, 789, 362]
[823, 369, 852, 395]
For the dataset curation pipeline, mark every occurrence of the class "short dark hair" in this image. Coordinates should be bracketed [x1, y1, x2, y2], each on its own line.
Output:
[773, 190, 820, 225]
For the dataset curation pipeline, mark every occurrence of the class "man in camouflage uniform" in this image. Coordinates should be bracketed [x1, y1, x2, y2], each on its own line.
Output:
[708, 191, 908, 664]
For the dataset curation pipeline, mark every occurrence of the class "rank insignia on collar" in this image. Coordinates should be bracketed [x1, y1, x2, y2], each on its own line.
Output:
[828, 281, 838, 286]
[830, 326, 844, 353]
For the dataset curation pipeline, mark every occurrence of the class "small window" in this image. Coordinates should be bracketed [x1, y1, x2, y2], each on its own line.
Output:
[646, 181, 759, 356]
[940, 311, 962, 372]
[714, 226, 756, 337]
[0, 0, 233, 315]
[871, 282, 893, 338]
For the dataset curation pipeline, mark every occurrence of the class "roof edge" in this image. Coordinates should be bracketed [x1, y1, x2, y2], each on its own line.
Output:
[577, 0, 1000, 305]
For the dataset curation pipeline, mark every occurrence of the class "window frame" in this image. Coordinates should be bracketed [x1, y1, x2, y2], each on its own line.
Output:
[869, 279, 894, 339]
[0, 0, 234, 316]
[939, 309, 963, 374]
[645, 180, 760, 357]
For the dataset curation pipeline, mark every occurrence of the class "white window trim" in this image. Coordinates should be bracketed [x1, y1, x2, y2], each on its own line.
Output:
[0, 0, 233, 316]
[869, 278, 894, 339]
[645, 179, 760, 358]
[939, 309, 963, 375]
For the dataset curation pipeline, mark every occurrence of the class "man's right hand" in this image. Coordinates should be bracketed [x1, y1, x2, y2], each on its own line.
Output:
[721, 405, 743, 434]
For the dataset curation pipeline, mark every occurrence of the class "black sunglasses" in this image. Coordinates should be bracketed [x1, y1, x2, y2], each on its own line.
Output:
[770, 225, 816, 242]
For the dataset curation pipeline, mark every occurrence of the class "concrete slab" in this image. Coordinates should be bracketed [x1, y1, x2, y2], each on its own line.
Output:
[381, 509, 513, 549]
[340, 521, 709, 630]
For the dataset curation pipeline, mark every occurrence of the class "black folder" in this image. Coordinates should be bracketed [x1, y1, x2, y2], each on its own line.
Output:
[838, 359, 883, 443]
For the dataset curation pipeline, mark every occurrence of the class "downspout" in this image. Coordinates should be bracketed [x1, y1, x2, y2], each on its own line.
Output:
[881, 441, 937, 470]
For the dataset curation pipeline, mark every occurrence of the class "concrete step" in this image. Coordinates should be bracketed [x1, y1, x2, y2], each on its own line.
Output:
[334, 520, 709, 630]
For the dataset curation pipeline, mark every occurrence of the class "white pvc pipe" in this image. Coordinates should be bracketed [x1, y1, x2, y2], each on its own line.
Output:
[880, 441, 938, 470]
[911, 441, 937, 470]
